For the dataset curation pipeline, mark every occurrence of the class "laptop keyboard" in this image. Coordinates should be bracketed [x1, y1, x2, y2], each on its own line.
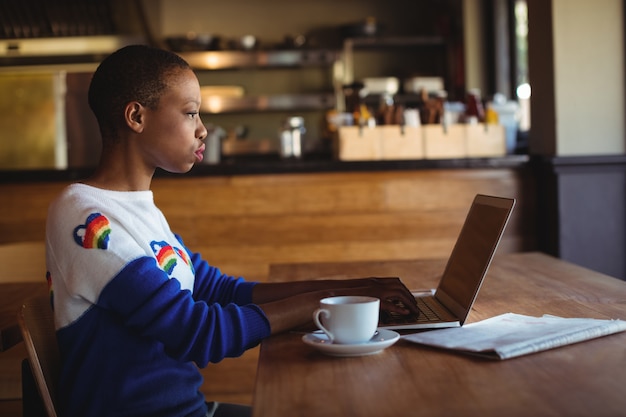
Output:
[381, 296, 454, 325]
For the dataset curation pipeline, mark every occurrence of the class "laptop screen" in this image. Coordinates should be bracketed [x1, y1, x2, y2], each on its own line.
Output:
[435, 194, 515, 322]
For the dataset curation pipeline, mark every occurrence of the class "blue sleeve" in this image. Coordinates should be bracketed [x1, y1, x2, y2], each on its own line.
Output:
[190, 252, 257, 305]
[98, 256, 271, 366]
[174, 235, 257, 305]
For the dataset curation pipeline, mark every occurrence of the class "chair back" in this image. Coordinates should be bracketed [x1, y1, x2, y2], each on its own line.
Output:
[18, 295, 59, 417]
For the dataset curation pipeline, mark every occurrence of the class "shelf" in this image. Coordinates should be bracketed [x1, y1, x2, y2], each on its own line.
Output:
[341, 36, 448, 85]
[178, 49, 339, 70]
[345, 36, 447, 49]
[199, 93, 335, 114]
[338, 35, 451, 110]
[0, 35, 143, 69]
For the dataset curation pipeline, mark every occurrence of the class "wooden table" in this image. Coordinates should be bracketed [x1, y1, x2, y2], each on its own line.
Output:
[253, 252, 626, 417]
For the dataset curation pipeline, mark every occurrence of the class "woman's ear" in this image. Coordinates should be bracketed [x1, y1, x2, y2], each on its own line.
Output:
[125, 101, 145, 133]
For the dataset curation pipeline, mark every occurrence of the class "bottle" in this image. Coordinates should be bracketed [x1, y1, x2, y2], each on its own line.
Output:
[376, 93, 395, 126]
[485, 102, 499, 124]
[465, 88, 485, 123]
[342, 82, 365, 126]
[280, 117, 305, 159]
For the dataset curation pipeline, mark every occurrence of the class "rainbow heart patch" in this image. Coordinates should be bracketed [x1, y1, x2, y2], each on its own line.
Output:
[73, 213, 111, 249]
[151, 240, 178, 274]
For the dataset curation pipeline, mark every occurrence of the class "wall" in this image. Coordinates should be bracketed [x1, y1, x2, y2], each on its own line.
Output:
[554, 0, 625, 155]
[528, 0, 626, 280]
[534, 156, 626, 280]
[463, 0, 487, 93]
[156, 0, 461, 44]
[528, 0, 625, 156]
[555, 160, 626, 279]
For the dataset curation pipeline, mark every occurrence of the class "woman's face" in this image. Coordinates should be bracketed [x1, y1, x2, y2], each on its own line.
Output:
[138, 68, 207, 174]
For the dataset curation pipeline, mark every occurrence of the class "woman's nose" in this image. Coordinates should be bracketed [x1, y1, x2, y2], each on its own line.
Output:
[197, 117, 208, 141]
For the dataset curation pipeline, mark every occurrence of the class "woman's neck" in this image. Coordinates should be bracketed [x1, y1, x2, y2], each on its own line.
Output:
[86, 143, 154, 191]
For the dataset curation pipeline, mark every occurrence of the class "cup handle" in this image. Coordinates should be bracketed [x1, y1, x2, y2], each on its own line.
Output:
[313, 308, 334, 342]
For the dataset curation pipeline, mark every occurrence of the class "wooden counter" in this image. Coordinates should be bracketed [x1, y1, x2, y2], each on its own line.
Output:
[0, 163, 535, 282]
[0, 155, 529, 184]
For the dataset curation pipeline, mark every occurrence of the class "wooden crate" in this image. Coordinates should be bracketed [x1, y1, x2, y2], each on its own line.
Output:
[466, 123, 506, 157]
[379, 126, 424, 160]
[423, 124, 466, 159]
[336, 126, 382, 161]
[336, 123, 506, 161]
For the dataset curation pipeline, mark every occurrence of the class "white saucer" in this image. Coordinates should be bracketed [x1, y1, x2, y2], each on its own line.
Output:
[302, 328, 400, 357]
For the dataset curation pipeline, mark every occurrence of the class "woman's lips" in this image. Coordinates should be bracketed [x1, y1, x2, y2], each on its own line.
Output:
[195, 145, 205, 162]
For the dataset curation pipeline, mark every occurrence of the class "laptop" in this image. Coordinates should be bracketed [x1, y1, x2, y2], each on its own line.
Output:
[380, 194, 515, 330]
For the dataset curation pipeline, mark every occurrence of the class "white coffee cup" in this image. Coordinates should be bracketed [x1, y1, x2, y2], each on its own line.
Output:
[313, 296, 380, 344]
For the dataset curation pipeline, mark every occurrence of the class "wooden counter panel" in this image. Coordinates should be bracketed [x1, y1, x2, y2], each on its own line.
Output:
[0, 168, 534, 282]
[153, 169, 523, 216]
[0, 182, 66, 244]
[154, 168, 533, 281]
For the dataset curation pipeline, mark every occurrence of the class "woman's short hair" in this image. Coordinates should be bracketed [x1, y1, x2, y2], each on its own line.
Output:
[88, 44, 190, 140]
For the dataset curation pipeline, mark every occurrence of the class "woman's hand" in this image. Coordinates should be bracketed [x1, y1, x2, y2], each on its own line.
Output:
[254, 276, 419, 335]
[333, 277, 420, 316]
